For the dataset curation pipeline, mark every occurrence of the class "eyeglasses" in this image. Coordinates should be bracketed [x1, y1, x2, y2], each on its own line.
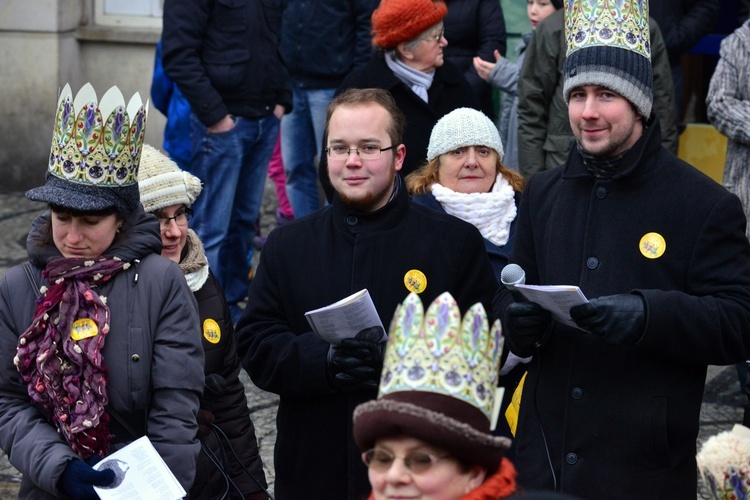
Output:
[361, 448, 449, 474]
[423, 28, 445, 43]
[325, 145, 395, 160]
[157, 208, 193, 229]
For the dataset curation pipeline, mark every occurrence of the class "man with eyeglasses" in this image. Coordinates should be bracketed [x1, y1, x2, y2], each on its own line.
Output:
[236, 88, 498, 499]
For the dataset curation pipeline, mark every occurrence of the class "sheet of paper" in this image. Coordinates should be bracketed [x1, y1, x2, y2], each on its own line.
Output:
[93, 436, 185, 500]
[514, 284, 589, 328]
[305, 289, 386, 345]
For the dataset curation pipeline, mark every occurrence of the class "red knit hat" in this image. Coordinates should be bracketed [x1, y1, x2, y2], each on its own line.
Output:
[371, 0, 448, 49]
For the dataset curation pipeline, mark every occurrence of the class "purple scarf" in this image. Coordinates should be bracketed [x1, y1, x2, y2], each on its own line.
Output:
[15, 256, 129, 459]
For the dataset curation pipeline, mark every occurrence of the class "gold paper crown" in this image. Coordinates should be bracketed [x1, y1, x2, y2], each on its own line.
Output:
[48, 83, 148, 187]
[565, 0, 650, 60]
[379, 292, 503, 421]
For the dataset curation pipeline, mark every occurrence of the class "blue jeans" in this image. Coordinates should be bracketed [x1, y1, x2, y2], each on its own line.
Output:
[189, 113, 279, 308]
[280, 86, 335, 218]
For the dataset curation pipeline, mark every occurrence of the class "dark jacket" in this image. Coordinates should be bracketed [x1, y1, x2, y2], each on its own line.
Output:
[0, 209, 204, 498]
[236, 181, 498, 499]
[517, 10, 678, 177]
[280, 0, 377, 89]
[443, 0, 507, 118]
[191, 268, 268, 499]
[412, 191, 519, 283]
[650, 0, 719, 65]
[161, 0, 292, 127]
[321, 53, 481, 199]
[494, 117, 750, 498]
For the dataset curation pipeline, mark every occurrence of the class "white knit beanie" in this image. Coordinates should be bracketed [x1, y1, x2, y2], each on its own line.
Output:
[138, 144, 202, 213]
[426, 108, 504, 162]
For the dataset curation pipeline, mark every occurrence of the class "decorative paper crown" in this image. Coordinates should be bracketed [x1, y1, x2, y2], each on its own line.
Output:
[380, 292, 503, 421]
[48, 83, 148, 188]
[564, 0, 650, 60]
[697, 424, 750, 500]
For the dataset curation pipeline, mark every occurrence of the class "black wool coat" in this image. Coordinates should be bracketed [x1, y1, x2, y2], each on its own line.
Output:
[494, 117, 750, 499]
[236, 184, 498, 499]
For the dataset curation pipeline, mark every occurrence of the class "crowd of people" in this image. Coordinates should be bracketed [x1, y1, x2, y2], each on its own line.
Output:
[1, 0, 750, 498]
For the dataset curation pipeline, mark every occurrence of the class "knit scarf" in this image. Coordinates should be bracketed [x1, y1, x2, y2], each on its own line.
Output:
[386, 55, 434, 102]
[431, 176, 517, 247]
[180, 229, 209, 292]
[367, 457, 517, 499]
[15, 256, 129, 459]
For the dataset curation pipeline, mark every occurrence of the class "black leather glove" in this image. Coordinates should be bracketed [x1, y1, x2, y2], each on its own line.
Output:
[503, 301, 551, 358]
[326, 338, 386, 392]
[58, 458, 116, 499]
[570, 294, 646, 345]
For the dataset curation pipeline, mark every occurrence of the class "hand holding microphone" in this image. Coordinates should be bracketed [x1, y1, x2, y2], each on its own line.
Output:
[501, 264, 551, 357]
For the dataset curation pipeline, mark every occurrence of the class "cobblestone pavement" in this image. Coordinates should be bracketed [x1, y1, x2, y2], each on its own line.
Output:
[0, 187, 744, 498]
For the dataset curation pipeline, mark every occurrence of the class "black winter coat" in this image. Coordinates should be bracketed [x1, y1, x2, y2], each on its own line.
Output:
[190, 268, 268, 499]
[443, 0, 507, 118]
[494, 117, 750, 499]
[321, 53, 481, 200]
[236, 183, 498, 499]
[162, 0, 292, 127]
[650, 0, 719, 65]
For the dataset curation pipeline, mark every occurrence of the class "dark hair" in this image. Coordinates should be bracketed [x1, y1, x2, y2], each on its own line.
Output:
[325, 88, 406, 148]
[551, 0, 563, 9]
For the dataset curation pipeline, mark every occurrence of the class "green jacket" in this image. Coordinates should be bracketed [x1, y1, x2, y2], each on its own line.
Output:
[517, 9, 678, 178]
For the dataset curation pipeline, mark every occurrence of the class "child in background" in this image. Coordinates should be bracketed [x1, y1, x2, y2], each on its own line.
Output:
[473, 0, 561, 170]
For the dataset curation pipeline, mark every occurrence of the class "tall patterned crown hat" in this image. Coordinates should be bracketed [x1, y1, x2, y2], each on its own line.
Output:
[26, 83, 148, 215]
[562, 0, 653, 118]
[697, 424, 750, 500]
[353, 292, 511, 471]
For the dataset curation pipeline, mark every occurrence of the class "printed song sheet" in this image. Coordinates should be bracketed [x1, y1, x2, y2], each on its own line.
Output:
[514, 284, 589, 328]
[305, 289, 386, 345]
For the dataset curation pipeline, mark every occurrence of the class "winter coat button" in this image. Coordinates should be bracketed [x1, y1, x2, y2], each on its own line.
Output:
[572, 387, 583, 399]
[596, 186, 607, 199]
[586, 257, 599, 269]
[346, 215, 358, 226]
[566, 452, 578, 464]
[131, 354, 140, 362]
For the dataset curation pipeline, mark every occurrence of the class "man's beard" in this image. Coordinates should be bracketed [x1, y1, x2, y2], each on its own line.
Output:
[335, 166, 397, 212]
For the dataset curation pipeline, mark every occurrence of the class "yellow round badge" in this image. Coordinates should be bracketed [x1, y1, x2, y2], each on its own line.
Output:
[639, 232, 666, 259]
[404, 270, 427, 294]
[70, 318, 98, 341]
[203, 318, 221, 344]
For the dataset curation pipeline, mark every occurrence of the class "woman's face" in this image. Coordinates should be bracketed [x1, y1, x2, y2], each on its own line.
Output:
[437, 146, 498, 193]
[52, 210, 121, 258]
[155, 204, 189, 264]
[403, 24, 448, 73]
[367, 436, 486, 500]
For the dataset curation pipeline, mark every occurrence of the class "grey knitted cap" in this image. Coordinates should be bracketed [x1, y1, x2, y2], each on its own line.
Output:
[427, 108, 504, 162]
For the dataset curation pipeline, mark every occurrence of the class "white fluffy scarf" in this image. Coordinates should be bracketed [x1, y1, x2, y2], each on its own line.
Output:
[431, 175, 517, 247]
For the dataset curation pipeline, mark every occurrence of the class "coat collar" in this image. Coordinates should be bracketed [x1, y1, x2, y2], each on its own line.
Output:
[561, 114, 663, 181]
[332, 176, 410, 234]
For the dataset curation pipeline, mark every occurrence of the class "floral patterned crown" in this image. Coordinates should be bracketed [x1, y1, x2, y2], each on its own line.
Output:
[48, 83, 148, 188]
[565, 0, 650, 60]
[379, 292, 503, 422]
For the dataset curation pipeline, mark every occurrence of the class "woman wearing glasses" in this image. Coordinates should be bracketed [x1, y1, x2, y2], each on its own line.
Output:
[321, 0, 481, 200]
[139, 145, 270, 500]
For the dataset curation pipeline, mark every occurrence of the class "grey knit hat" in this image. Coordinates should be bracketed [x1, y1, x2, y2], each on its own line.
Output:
[138, 145, 202, 213]
[426, 108, 504, 162]
[562, 0, 653, 118]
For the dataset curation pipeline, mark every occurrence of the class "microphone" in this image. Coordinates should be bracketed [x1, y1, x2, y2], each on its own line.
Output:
[501, 263, 526, 301]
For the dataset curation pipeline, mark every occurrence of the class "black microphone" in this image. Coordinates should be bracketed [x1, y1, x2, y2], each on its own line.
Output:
[501, 263, 526, 301]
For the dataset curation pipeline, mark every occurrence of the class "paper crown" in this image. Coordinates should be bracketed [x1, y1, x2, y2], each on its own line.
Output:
[48, 83, 148, 188]
[379, 292, 503, 421]
[564, 0, 650, 60]
[697, 424, 750, 500]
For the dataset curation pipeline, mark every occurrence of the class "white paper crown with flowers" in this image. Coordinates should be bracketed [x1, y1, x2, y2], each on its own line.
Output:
[48, 83, 148, 188]
[379, 292, 504, 421]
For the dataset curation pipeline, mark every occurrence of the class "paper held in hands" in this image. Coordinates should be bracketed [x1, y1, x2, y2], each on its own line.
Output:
[514, 284, 589, 328]
[305, 289, 387, 345]
[92, 436, 185, 500]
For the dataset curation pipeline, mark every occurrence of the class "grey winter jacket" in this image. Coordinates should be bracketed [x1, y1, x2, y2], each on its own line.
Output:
[707, 19, 750, 241]
[0, 208, 204, 498]
[517, 9, 679, 178]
